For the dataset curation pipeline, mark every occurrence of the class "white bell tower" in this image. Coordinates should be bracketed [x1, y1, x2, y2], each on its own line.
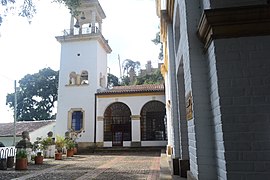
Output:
[55, 0, 111, 148]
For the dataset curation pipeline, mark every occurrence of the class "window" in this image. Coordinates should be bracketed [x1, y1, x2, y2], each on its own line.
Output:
[68, 108, 84, 132]
[71, 111, 83, 131]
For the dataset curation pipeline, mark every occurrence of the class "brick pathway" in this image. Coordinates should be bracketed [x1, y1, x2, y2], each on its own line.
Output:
[0, 150, 162, 180]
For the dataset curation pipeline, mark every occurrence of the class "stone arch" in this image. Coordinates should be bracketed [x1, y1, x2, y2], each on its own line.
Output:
[140, 100, 166, 141]
[103, 102, 131, 146]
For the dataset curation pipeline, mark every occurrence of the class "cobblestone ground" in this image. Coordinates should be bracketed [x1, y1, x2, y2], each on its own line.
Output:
[0, 150, 161, 180]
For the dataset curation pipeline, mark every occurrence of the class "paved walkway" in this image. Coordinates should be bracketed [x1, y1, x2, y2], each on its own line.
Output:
[0, 150, 179, 180]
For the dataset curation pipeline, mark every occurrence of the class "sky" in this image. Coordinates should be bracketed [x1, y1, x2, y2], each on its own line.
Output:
[0, 0, 161, 123]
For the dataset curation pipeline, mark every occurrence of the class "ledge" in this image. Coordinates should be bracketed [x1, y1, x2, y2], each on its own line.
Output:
[197, 5, 270, 50]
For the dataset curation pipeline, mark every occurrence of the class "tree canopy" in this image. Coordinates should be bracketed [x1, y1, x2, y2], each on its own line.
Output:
[0, 0, 81, 25]
[108, 73, 119, 87]
[135, 69, 164, 85]
[6, 68, 59, 121]
[122, 59, 141, 77]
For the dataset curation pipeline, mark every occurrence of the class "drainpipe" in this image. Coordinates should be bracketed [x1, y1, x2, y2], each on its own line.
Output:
[94, 93, 97, 145]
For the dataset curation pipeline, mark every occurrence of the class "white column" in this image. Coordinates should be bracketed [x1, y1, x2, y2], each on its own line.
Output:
[98, 20, 102, 33]
[91, 11, 96, 33]
[96, 116, 104, 143]
[131, 115, 141, 143]
[70, 15, 74, 35]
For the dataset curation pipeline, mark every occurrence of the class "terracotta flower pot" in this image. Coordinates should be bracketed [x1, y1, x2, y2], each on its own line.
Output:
[34, 156, 44, 165]
[55, 153, 63, 160]
[73, 147, 77, 155]
[66, 149, 74, 157]
[15, 158, 28, 170]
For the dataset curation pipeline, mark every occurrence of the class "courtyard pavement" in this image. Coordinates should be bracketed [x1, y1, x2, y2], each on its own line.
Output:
[0, 149, 186, 180]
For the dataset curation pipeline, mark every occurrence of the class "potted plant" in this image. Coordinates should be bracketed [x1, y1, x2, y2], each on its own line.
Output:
[40, 137, 55, 158]
[34, 152, 43, 165]
[32, 137, 44, 164]
[15, 149, 28, 170]
[65, 139, 75, 157]
[55, 135, 65, 160]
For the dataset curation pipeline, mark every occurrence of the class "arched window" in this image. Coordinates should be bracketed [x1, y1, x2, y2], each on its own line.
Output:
[140, 101, 166, 141]
[69, 72, 77, 85]
[81, 70, 88, 84]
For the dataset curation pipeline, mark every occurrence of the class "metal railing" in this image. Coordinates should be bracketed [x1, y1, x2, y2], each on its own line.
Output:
[0, 146, 16, 159]
[63, 26, 100, 36]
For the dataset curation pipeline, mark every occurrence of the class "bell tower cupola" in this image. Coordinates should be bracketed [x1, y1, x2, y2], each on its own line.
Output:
[70, 0, 106, 35]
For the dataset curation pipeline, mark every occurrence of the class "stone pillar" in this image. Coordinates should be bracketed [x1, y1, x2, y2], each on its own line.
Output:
[96, 116, 104, 147]
[131, 115, 141, 147]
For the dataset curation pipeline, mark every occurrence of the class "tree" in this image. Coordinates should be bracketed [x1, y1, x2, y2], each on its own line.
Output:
[135, 69, 164, 85]
[152, 30, 163, 60]
[122, 59, 141, 77]
[6, 68, 59, 121]
[0, 0, 81, 25]
[107, 73, 119, 87]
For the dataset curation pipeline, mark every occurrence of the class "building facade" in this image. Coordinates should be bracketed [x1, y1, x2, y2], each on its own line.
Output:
[156, 0, 270, 179]
[55, 0, 167, 149]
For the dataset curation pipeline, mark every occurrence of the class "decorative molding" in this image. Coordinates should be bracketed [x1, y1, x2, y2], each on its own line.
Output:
[197, 5, 270, 50]
[130, 115, 140, 120]
[97, 116, 103, 121]
[97, 92, 165, 98]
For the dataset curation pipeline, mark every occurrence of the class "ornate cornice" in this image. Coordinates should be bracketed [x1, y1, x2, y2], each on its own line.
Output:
[197, 5, 270, 50]
[56, 32, 112, 53]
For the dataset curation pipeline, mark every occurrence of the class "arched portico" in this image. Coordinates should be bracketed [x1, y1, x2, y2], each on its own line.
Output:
[103, 102, 131, 146]
[140, 101, 166, 143]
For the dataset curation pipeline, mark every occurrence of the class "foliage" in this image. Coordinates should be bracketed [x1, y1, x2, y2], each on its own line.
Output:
[0, 0, 36, 25]
[0, 0, 81, 25]
[107, 73, 119, 87]
[120, 75, 131, 86]
[6, 68, 59, 121]
[40, 137, 54, 150]
[16, 148, 27, 159]
[54, 0, 81, 16]
[32, 137, 42, 152]
[55, 135, 65, 152]
[135, 69, 164, 85]
[65, 138, 75, 150]
[122, 59, 141, 77]
[152, 30, 163, 61]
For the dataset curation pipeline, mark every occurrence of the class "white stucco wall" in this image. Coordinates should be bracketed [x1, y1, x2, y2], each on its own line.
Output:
[29, 122, 56, 143]
[97, 94, 165, 116]
[0, 137, 21, 147]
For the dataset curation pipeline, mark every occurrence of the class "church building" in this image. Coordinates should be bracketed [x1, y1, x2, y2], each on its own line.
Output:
[55, 0, 167, 150]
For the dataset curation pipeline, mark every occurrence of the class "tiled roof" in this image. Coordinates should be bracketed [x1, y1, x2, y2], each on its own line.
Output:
[96, 84, 165, 95]
[0, 120, 55, 137]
